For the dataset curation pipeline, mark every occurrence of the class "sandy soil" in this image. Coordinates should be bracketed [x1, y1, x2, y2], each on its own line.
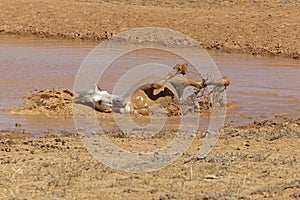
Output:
[0, 0, 299, 59]
[0, 118, 299, 200]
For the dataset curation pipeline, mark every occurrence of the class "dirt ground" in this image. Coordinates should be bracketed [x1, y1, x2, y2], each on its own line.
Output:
[0, 0, 299, 59]
[1, 0, 300, 199]
[0, 118, 299, 200]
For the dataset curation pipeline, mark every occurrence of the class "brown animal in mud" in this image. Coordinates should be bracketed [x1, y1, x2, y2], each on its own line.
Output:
[77, 63, 230, 116]
[127, 64, 230, 115]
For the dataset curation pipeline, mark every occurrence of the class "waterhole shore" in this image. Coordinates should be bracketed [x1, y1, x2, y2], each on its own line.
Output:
[0, 0, 299, 60]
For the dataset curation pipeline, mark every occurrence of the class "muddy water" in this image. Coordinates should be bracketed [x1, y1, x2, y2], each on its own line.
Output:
[0, 36, 95, 135]
[212, 51, 300, 123]
[0, 36, 299, 135]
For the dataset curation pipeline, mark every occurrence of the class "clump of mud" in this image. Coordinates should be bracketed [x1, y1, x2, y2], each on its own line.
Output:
[10, 88, 74, 116]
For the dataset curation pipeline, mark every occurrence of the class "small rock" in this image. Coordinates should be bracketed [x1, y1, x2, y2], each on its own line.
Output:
[204, 174, 219, 179]
[54, 138, 61, 143]
[42, 162, 50, 167]
[291, 192, 300, 198]
[15, 123, 21, 127]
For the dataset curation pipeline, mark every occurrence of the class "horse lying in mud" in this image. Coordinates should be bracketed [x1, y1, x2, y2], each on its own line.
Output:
[75, 64, 230, 116]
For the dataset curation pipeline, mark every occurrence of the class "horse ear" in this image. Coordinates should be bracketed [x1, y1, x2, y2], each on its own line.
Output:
[94, 84, 101, 92]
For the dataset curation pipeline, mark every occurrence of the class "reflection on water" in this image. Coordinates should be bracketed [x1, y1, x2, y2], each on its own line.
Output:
[0, 35, 299, 134]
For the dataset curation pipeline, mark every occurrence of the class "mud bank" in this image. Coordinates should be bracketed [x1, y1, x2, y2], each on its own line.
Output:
[0, 0, 299, 59]
[9, 88, 74, 116]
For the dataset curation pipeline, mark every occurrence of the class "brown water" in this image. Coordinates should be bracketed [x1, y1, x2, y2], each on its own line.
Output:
[213, 51, 300, 123]
[0, 36, 299, 135]
[0, 36, 95, 135]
